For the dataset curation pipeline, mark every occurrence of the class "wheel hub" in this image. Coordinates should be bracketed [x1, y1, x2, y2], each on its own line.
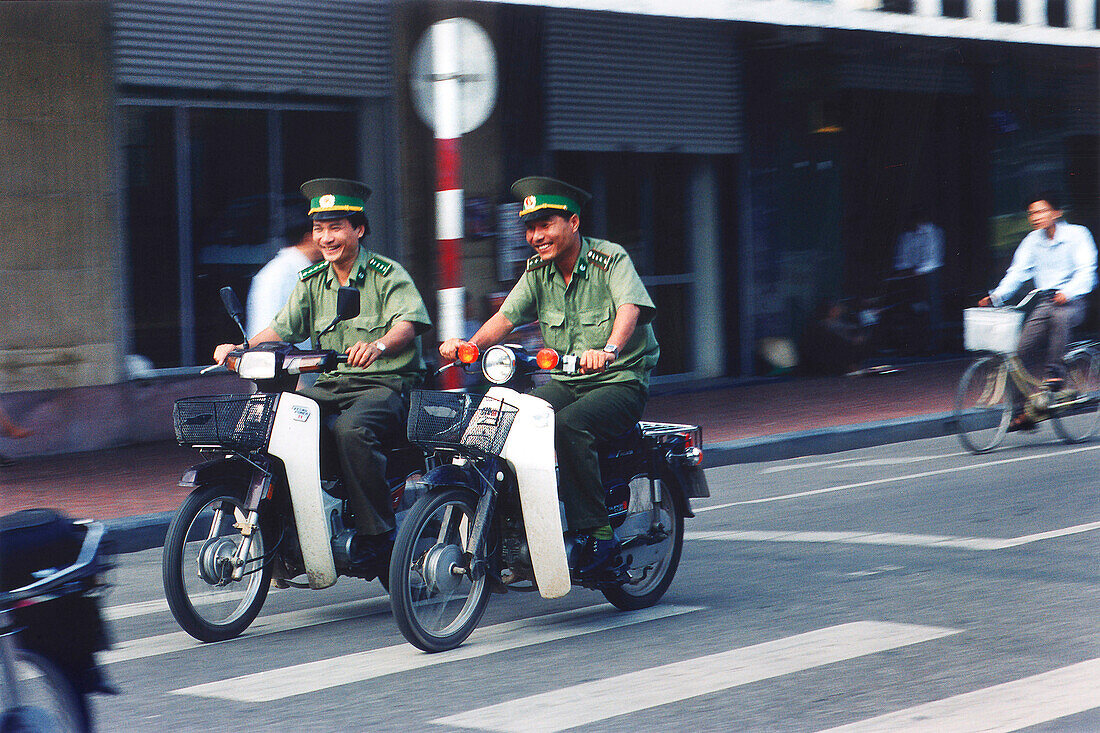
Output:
[421, 543, 465, 594]
[197, 536, 238, 585]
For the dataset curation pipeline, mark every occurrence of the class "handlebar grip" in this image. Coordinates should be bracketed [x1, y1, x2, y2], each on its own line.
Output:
[336, 354, 349, 364]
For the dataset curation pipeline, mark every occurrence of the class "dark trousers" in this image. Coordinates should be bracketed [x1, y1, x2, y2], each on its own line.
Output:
[531, 379, 648, 533]
[298, 379, 408, 536]
[1011, 298, 1087, 410]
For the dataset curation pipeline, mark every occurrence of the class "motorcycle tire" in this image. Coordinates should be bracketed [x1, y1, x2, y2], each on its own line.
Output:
[602, 477, 685, 611]
[162, 481, 272, 643]
[0, 648, 90, 733]
[388, 487, 491, 653]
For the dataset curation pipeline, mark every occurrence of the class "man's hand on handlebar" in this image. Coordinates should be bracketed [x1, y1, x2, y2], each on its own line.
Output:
[346, 340, 384, 368]
[978, 296, 992, 307]
[439, 338, 468, 362]
[1052, 291, 1068, 305]
[578, 348, 614, 374]
[213, 343, 239, 365]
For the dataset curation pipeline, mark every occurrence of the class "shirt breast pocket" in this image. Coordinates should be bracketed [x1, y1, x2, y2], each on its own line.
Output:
[347, 315, 386, 344]
[580, 309, 614, 351]
[538, 310, 567, 351]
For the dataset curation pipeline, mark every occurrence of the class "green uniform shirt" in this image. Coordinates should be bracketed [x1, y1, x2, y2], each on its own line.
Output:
[271, 247, 431, 389]
[500, 237, 659, 388]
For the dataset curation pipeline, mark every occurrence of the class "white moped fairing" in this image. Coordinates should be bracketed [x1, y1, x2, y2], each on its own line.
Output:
[266, 392, 337, 589]
[484, 387, 570, 599]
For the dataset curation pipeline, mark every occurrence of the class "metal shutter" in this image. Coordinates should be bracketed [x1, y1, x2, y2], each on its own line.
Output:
[837, 59, 974, 94]
[112, 0, 391, 97]
[543, 9, 742, 154]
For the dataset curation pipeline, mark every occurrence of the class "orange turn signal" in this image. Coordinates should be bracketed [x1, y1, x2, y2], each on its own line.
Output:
[457, 342, 480, 364]
[536, 348, 559, 370]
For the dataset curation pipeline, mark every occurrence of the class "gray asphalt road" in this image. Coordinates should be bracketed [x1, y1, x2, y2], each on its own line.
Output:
[91, 431, 1099, 732]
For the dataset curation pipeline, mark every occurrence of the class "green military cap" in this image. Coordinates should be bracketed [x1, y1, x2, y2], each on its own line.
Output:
[511, 176, 592, 223]
[300, 178, 372, 222]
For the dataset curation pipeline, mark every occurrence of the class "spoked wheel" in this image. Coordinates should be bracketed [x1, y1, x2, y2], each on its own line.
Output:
[388, 488, 490, 653]
[1051, 347, 1100, 443]
[0, 649, 89, 733]
[602, 477, 684, 611]
[955, 355, 1012, 453]
[162, 481, 272, 642]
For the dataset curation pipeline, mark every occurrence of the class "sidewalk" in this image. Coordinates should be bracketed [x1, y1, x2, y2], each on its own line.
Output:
[0, 358, 969, 550]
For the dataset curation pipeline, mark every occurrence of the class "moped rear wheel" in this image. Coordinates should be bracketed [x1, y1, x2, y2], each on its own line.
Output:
[602, 477, 684, 611]
[388, 487, 490, 653]
[0, 648, 89, 733]
[162, 481, 271, 642]
[955, 355, 1012, 454]
[1051, 347, 1100, 443]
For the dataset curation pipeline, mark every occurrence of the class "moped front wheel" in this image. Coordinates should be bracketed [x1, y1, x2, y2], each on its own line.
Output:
[388, 487, 490, 653]
[162, 481, 272, 642]
[602, 477, 684, 611]
[0, 649, 89, 733]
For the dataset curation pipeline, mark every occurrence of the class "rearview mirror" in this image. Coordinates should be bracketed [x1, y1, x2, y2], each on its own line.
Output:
[336, 286, 360, 321]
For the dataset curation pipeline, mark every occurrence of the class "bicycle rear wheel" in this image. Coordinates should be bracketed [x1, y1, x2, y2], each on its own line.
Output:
[1051, 347, 1100, 443]
[955, 355, 1012, 453]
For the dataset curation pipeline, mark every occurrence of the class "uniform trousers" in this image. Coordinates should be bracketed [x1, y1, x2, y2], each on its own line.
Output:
[1011, 297, 1087, 411]
[298, 376, 409, 536]
[531, 379, 648, 533]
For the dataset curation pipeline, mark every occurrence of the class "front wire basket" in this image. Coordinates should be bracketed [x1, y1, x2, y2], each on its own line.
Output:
[407, 390, 519, 455]
[173, 394, 279, 451]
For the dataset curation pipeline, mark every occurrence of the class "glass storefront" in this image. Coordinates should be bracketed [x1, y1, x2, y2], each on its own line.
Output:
[122, 102, 358, 368]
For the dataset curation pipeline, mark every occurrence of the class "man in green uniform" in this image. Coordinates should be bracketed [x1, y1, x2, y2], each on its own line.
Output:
[440, 176, 659, 579]
[214, 178, 431, 571]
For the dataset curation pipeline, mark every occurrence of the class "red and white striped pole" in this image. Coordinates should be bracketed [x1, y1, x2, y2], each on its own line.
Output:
[432, 19, 464, 389]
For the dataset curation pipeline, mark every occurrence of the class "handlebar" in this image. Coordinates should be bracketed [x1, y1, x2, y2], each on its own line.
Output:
[0, 520, 106, 608]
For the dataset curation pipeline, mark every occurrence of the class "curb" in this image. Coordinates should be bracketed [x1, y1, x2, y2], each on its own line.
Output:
[105, 412, 956, 554]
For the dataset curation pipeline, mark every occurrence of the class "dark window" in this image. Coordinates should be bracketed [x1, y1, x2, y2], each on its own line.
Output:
[943, 0, 968, 17]
[880, 0, 914, 13]
[996, 0, 1020, 22]
[1047, 0, 1068, 25]
[124, 106, 179, 368]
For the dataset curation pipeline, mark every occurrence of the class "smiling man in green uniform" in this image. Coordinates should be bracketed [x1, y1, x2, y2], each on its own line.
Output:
[214, 178, 431, 574]
[440, 176, 659, 580]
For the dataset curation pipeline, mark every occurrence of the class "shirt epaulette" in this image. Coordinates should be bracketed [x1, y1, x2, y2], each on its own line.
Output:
[586, 249, 612, 271]
[526, 254, 552, 272]
[298, 261, 327, 281]
[367, 256, 393, 276]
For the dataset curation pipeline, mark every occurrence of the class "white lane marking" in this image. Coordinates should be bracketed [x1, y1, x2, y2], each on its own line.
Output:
[174, 604, 702, 702]
[101, 596, 389, 665]
[818, 657, 1100, 732]
[759, 453, 966, 474]
[434, 621, 961, 733]
[686, 521, 1100, 551]
[696, 442, 1100, 510]
[103, 587, 290, 621]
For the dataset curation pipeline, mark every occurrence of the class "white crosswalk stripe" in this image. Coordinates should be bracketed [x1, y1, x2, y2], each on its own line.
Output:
[172, 603, 702, 702]
[818, 657, 1100, 732]
[433, 621, 961, 733]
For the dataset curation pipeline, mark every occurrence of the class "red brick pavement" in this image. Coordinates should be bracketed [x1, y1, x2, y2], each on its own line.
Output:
[0, 359, 968, 521]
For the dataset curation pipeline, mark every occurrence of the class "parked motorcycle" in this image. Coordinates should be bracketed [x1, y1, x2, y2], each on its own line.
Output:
[162, 287, 426, 642]
[389, 343, 709, 652]
[0, 509, 113, 732]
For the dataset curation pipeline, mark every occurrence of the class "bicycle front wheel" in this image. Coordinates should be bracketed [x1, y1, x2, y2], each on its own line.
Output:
[955, 355, 1012, 453]
[1051, 347, 1100, 443]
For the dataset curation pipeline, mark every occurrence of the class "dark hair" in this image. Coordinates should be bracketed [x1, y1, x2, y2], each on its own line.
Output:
[284, 218, 312, 244]
[1026, 191, 1061, 211]
[348, 212, 370, 235]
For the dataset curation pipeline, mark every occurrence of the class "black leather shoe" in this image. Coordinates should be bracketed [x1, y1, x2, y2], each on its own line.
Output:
[350, 532, 393, 569]
[572, 534, 622, 579]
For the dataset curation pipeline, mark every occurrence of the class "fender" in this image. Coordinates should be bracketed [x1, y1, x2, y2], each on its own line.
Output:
[179, 456, 254, 488]
[417, 462, 483, 493]
[266, 392, 336, 589]
[487, 387, 571, 599]
[663, 463, 710, 518]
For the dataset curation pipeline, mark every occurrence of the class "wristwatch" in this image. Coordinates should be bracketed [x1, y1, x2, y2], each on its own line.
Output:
[602, 344, 619, 359]
[373, 340, 387, 354]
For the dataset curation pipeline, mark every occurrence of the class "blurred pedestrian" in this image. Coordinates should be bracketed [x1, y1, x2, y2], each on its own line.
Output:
[247, 209, 322, 341]
[0, 404, 31, 467]
[892, 208, 944, 353]
[979, 191, 1097, 432]
[800, 299, 868, 376]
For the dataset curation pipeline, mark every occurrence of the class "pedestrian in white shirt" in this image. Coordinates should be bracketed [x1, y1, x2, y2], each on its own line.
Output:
[247, 213, 322, 342]
[979, 192, 1098, 431]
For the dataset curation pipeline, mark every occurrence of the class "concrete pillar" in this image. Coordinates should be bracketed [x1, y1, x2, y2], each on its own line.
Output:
[1021, 0, 1047, 25]
[1068, 0, 1097, 28]
[914, 0, 943, 16]
[688, 158, 725, 379]
[968, 0, 996, 22]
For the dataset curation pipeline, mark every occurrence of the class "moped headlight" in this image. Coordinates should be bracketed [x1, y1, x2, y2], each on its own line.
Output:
[482, 345, 516, 384]
[237, 351, 277, 379]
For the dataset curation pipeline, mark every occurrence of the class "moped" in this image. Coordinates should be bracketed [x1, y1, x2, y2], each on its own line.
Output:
[1, 509, 113, 732]
[389, 343, 709, 652]
[162, 287, 426, 642]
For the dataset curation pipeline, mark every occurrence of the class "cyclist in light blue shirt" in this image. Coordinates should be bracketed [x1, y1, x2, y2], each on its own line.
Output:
[979, 192, 1098, 431]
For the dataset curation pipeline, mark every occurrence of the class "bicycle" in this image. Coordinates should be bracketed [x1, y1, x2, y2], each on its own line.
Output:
[954, 289, 1100, 453]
